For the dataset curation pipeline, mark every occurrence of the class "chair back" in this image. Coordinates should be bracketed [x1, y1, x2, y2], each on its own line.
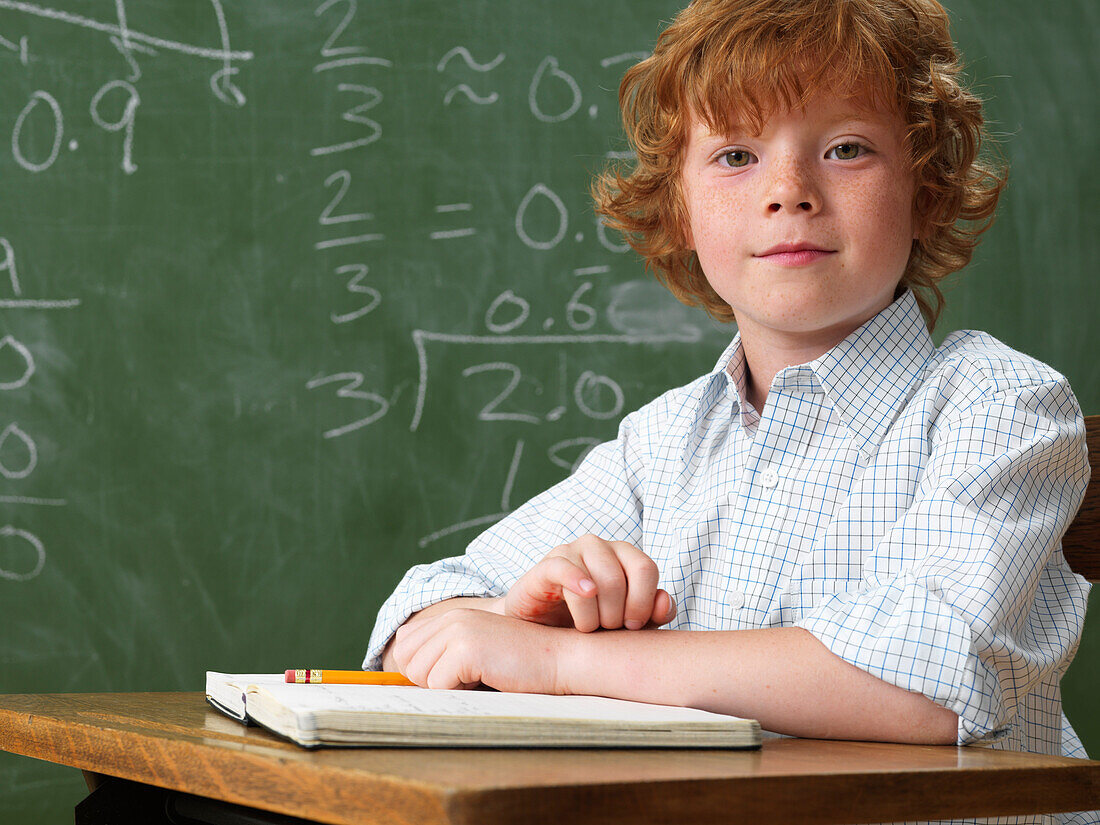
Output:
[1063, 415, 1100, 582]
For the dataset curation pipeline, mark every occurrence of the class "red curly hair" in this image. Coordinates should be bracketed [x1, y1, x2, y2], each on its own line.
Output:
[592, 0, 1006, 329]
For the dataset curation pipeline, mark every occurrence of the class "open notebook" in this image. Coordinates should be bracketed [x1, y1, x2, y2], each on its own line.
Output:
[205, 672, 761, 749]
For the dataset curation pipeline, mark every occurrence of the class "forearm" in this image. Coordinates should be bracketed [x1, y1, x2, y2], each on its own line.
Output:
[380, 596, 504, 670]
[559, 626, 958, 744]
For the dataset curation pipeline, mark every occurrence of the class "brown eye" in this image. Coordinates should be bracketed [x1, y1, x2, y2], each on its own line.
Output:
[721, 150, 755, 168]
[828, 143, 863, 160]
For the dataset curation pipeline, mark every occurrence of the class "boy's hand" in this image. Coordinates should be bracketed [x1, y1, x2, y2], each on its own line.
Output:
[503, 535, 676, 633]
[391, 608, 569, 693]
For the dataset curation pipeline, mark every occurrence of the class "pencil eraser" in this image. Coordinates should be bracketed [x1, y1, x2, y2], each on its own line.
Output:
[284, 669, 295, 683]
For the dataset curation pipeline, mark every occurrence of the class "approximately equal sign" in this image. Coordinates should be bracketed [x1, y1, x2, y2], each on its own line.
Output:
[430, 203, 476, 240]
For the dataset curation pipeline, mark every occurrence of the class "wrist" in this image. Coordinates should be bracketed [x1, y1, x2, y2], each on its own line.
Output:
[551, 625, 591, 696]
[551, 629, 686, 704]
[419, 595, 504, 619]
[445, 595, 505, 615]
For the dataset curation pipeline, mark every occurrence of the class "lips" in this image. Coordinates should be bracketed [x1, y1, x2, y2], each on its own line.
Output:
[755, 242, 835, 267]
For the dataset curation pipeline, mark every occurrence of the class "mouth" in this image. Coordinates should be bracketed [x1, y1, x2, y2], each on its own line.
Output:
[754, 242, 835, 266]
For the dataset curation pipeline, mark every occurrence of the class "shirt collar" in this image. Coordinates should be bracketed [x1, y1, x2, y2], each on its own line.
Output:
[803, 289, 934, 456]
[706, 330, 760, 431]
[706, 289, 934, 454]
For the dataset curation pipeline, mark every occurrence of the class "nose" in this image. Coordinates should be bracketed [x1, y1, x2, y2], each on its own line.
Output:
[764, 158, 821, 215]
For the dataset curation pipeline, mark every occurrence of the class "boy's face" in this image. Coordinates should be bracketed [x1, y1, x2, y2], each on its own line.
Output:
[680, 90, 917, 355]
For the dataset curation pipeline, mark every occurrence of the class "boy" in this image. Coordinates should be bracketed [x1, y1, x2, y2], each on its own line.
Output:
[366, 0, 1092, 785]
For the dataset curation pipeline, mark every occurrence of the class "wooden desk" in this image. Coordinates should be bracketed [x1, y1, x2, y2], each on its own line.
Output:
[0, 693, 1098, 824]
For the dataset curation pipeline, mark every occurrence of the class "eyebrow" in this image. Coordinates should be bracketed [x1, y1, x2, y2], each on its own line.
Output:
[691, 106, 892, 146]
[698, 109, 883, 133]
[825, 111, 883, 127]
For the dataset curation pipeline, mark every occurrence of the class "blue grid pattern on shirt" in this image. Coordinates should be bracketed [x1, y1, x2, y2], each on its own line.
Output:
[365, 291, 1094, 825]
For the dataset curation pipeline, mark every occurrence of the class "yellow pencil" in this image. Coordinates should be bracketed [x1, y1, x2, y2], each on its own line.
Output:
[285, 669, 416, 687]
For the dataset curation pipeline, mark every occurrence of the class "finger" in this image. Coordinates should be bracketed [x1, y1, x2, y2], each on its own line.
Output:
[534, 554, 599, 598]
[644, 589, 677, 628]
[400, 617, 483, 691]
[398, 622, 449, 688]
[609, 542, 660, 630]
[389, 614, 430, 670]
[537, 541, 602, 632]
[507, 556, 596, 623]
[561, 584, 602, 632]
[393, 605, 447, 651]
[424, 621, 488, 691]
[575, 541, 630, 629]
[391, 608, 448, 676]
[424, 647, 472, 691]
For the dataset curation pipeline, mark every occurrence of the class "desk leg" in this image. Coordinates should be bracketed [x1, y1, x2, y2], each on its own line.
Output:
[74, 775, 318, 824]
[74, 776, 171, 825]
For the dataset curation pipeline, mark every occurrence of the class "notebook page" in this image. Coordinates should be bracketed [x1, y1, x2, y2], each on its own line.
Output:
[207, 672, 286, 690]
[250, 683, 746, 723]
[206, 672, 289, 721]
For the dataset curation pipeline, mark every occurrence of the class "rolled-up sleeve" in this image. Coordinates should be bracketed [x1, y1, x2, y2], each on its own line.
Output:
[363, 406, 654, 671]
[797, 380, 1090, 745]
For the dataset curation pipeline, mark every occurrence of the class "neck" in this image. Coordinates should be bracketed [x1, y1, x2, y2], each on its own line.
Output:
[736, 322, 860, 414]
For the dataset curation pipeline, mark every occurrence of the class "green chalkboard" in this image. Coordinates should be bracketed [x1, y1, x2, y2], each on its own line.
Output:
[0, 1, 1095, 819]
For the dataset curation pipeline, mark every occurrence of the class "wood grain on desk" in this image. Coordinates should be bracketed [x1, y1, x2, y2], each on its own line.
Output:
[0, 692, 1098, 825]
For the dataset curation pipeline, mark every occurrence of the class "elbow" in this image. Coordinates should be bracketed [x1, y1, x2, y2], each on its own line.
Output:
[928, 706, 960, 745]
[911, 699, 959, 745]
[855, 689, 958, 745]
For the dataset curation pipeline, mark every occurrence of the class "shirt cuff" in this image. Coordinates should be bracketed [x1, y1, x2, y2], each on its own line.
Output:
[795, 575, 1007, 745]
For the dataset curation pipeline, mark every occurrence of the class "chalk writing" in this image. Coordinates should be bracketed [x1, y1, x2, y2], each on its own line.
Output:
[0, 0, 252, 100]
[331, 264, 381, 324]
[529, 56, 581, 123]
[485, 291, 530, 335]
[89, 79, 140, 174]
[0, 238, 20, 296]
[438, 46, 505, 106]
[308, 0, 391, 434]
[0, 334, 34, 390]
[0, 1, 250, 587]
[306, 372, 391, 439]
[0, 27, 29, 63]
[431, 203, 476, 240]
[0, 525, 45, 581]
[0, 422, 36, 480]
[11, 90, 62, 171]
[515, 183, 568, 250]
[0, 0, 252, 62]
[311, 83, 383, 156]
[418, 439, 525, 548]
[409, 330, 700, 433]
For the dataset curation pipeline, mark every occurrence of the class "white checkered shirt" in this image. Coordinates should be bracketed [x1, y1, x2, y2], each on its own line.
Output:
[366, 290, 1094, 825]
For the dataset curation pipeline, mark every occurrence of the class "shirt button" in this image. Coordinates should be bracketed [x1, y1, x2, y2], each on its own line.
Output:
[728, 590, 745, 609]
[760, 466, 780, 488]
